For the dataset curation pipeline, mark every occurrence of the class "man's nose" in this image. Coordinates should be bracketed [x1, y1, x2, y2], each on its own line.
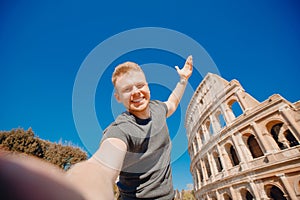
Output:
[131, 86, 140, 94]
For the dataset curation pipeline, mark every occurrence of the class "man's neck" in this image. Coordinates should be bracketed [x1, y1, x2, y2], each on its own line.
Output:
[129, 107, 151, 120]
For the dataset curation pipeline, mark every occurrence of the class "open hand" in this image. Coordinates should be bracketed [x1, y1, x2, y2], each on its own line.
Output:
[175, 55, 193, 80]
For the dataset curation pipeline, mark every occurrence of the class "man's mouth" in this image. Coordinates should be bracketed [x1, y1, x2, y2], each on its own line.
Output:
[131, 97, 144, 103]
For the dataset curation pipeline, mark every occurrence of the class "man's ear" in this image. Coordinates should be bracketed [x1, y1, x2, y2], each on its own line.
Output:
[114, 92, 121, 102]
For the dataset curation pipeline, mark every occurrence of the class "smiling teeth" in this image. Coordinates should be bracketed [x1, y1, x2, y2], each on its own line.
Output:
[132, 98, 143, 103]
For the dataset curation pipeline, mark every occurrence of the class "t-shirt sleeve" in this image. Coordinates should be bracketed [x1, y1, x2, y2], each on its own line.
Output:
[161, 101, 168, 116]
[153, 100, 168, 117]
[101, 124, 129, 147]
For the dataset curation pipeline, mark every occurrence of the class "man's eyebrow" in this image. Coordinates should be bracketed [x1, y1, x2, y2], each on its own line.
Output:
[136, 81, 146, 84]
[120, 84, 133, 90]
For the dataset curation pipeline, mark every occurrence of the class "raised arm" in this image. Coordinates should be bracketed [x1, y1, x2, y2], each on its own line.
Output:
[66, 138, 127, 200]
[165, 55, 193, 117]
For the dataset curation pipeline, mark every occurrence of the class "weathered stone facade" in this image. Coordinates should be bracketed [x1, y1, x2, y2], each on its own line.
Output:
[185, 73, 300, 200]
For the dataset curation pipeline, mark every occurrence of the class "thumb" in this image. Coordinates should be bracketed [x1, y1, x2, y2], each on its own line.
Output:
[175, 66, 180, 71]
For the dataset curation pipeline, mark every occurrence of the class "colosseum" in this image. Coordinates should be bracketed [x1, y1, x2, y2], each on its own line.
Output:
[185, 73, 300, 200]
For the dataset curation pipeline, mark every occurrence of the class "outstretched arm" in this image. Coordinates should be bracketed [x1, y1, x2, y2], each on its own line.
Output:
[165, 55, 193, 117]
[0, 138, 126, 200]
[66, 138, 127, 200]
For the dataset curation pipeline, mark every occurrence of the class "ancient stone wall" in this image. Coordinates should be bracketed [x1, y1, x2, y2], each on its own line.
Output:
[185, 73, 300, 200]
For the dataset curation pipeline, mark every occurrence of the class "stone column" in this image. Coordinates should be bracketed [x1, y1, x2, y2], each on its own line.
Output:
[210, 114, 220, 134]
[234, 188, 243, 199]
[235, 89, 247, 111]
[192, 141, 197, 156]
[196, 133, 202, 150]
[277, 173, 298, 200]
[207, 151, 217, 180]
[229, 186, 237, 200]
[279, 105, 300, 141]
[256, 180, 270, 200]
[196, 167, 201, 190]
[231, 133, 248, 168]
[248, 179, 261, 200]
[189, 145, 194, 158]
[200, 159, 207, 185]
[250, 122, 273, 154]
[235, 131, 253, 162]
[202, 124, 210, 143]
[223, 103, 236, 123]
[217, 144, 229, 173]
[205, 193, 210, 200]
[220, 103, 231, 125]
[215, 190, 222, 200]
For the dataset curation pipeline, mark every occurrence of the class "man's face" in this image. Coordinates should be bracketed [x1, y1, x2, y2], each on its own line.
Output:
[114, 70, 150, 116]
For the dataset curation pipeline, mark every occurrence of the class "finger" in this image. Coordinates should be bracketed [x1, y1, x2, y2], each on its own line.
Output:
[186, 55, 193, 70]
[185, 56, 192, 66]
[175, 66, 180, 71]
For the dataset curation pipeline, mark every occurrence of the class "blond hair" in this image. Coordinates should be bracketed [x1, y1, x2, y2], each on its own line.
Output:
[112, 61, 143, 86]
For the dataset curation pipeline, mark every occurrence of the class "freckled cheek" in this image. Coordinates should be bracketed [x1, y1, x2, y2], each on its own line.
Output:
[143, 87, 150, 98]
[147, 90, 151, 99]
[125, 95, 132, 103]
[119, 94, 131, 105]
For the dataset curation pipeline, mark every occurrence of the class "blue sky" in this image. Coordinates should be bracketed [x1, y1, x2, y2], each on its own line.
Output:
[1, 0, 299, 190]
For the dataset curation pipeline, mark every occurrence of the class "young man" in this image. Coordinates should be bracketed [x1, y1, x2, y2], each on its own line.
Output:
[66, 56, 193, 200]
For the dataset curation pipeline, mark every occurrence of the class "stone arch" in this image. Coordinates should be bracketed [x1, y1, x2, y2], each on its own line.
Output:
[212, 150, 223, 172]
[207, 192, 216, 200]
[191, 168, 197, 189]
[295, 177, 300, 195]
[240, 132, 255, 159]
[198, 127, 205, 145]
[193, 135, 199, 153]
[205, 119, 214, 135]
[215, 109, 226, 130]
[230, 145, 240, 166]
[204, 156, 212, 178]
[247, 134, 264, 158]
[240, 188, 254, 200]
[228, 98, 243, 119]
[196, 161, 204, 183]
[266, 120, 299, 150]
[223, 193, 233, 200]
[225, 142, 240, 166]
[285, 129, 299, 147]
[265, 184, 287, 200]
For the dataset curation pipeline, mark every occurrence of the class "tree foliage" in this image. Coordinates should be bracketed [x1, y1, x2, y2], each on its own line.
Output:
[182, 190, 196, 200]
[174, 189, 196, 200]
[0, 128, 87, 170]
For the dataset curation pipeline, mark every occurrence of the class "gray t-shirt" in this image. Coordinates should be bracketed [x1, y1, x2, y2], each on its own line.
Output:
[102, 100, 175, 200]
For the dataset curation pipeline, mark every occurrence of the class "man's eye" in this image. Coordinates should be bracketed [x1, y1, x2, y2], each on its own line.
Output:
[123, 87, 132, 92]
[136, 84, 145, 89]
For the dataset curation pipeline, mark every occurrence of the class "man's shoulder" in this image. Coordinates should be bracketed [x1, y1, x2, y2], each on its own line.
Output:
[103, 111, 138, 136]
[150, 100, 163, 105]
[102, 117, 128, 144]
[103, 113, 128, 133]
[150, 100, 168, 114]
